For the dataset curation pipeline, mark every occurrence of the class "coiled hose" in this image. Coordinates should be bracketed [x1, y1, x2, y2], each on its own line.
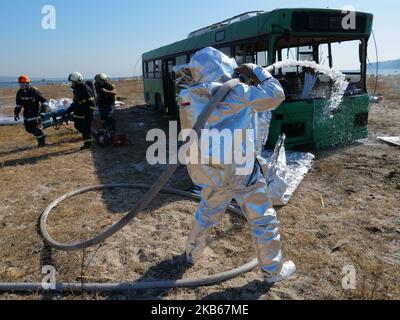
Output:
[0, 78, 266, 294]
[0, 259, 258, 292]
[39, 66, 281, 251]
[39, 79, 241, 251]
[1, 65, 299, 292]
[0, 185, 259, 293]
[1, 61, 349, 292]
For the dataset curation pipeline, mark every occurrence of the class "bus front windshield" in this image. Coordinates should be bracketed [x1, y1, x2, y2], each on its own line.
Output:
[275, 39, 366, 101]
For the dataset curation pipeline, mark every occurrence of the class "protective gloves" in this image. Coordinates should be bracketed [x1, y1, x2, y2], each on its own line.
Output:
[234, 64, 262, 86]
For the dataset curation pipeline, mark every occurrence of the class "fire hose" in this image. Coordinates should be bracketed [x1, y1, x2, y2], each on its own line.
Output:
[1, 78, 262, 293]
[1, 62, 343, 293]
[3, 63, 321, 293]
[38, 64, 302, 252]
[0, 188, 259, 293]
[39, 78, 242, 252]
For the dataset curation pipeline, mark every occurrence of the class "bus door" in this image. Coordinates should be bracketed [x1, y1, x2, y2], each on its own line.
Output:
[162, 58, 176, 115]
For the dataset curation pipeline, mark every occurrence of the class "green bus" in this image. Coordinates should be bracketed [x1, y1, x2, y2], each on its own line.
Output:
[142, 8, 374, 150]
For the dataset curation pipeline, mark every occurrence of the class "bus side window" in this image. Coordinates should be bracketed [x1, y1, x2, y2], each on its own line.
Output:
[148, 61, 154, 79]
[143, 62, 148, 79]
[256, 51, 268, 67]
[154, 60, 162, 79]
[219, 47, 232, 57]
[167, 59, 175, 79]
[234, 44, 256, 65]
[175, 55, 187, 66]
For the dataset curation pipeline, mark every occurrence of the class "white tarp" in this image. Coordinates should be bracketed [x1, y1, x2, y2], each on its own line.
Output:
[192, 144, 315, 207]
[0, 98, 72, 126]
[378, 137, 400, 147]
[47, 98, 72, 112]
[261, 149, 315, 206]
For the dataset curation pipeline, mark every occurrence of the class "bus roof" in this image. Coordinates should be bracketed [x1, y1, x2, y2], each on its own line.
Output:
[142, 8, 373, 61]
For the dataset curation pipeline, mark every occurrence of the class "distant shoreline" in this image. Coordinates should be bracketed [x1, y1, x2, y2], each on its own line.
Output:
[0, 77, 142, 89]
[367, 68, 400, 76]
[0, 80, 68, 89]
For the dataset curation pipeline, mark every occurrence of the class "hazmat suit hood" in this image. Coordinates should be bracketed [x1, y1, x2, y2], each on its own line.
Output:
[173, 47, 237, 88]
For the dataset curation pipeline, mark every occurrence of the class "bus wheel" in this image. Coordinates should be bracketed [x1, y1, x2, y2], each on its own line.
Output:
[155, 94, 166, 114]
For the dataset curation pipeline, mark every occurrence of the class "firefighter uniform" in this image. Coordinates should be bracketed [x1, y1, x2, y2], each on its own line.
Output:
[95, 80, 117, 133]
[175, 47, 296, 283]
[15, 85, 47, 146]
[65, 82, 96, 148]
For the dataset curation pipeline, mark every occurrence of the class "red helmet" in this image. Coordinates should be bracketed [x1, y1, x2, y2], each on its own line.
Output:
[18, 75, 31, 83]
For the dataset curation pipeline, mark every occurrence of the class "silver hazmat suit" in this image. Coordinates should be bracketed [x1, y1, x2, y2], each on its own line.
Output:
[175, 47, 286, 277]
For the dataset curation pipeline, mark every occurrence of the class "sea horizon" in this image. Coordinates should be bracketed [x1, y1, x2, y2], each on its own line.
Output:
[0, 70, 398, 89]
[0, 76, 138, 88]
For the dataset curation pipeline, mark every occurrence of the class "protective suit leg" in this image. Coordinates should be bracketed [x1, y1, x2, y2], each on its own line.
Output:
[186, 187, 233, 264]
[235, 166, 283, 277]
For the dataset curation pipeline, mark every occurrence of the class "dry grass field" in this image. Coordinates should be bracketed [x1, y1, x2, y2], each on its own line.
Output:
[0, 77, 399, 300]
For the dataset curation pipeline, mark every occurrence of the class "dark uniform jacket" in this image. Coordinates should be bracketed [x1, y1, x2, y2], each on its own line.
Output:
[95, 81, 116, 107]
[15, 86, 47, 119]
[65, 83, 96, 119]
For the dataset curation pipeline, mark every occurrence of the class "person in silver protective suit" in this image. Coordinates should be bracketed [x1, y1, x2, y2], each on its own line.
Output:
[175, 47, 296, 283]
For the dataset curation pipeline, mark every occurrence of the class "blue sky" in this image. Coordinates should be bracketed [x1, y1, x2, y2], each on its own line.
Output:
[0, 0, 398, 78]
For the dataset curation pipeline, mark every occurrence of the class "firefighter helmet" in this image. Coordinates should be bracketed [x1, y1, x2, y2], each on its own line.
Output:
[95, 73, 108, 82]
[68, 72, 84, 83]
[18, 75, 31, 83]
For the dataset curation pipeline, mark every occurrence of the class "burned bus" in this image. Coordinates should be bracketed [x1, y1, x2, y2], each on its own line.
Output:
[142, 8, 374, 150]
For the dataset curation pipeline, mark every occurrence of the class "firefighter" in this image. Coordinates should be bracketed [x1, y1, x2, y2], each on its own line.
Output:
[94, 73, 117, 134]
[176, 47, 296, 284]
[64, 72, 96, 150]
[14, 75, 48, 147]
